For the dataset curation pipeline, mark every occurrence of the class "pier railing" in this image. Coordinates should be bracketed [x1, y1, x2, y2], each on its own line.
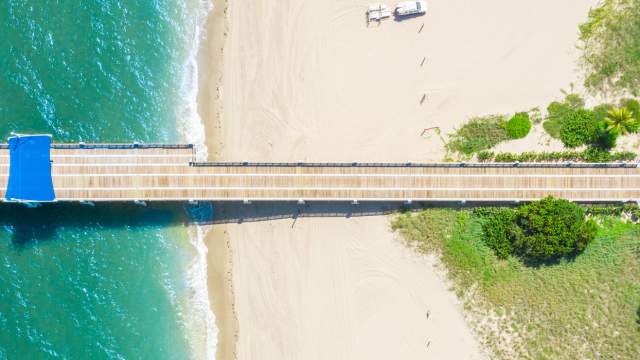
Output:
[0, 143, 193, 149]
[190, 161, 639, 168]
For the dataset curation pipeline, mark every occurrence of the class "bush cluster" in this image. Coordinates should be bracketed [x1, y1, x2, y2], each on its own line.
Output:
[543, 94, 640, 150]
[476, 197, 597, 261]
[544, 94, 585, 139]
[476, 149, 637, 163]
[505, 112, 532, 139]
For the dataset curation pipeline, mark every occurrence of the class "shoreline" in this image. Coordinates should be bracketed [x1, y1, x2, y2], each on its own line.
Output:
[196, 1, 237, 360]
[204, 225, 238, 360]
[198, 0, 228, 161]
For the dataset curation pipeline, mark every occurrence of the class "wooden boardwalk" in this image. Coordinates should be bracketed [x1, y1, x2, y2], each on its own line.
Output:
[1, 145, 639, 202]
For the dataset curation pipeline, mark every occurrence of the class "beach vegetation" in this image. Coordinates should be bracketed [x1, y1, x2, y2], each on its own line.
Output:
[478, 149, 636, 163]
[594, 120, 618, 150]
[477, 197, 596, 261]
[512, 197, 597, 261]
[504, 112, 531, 139]
[592, 103, 614, 123]
[476, 150, 495, 162]
[621, 98, 640, 120]
[604, 107, 638, 136]
[543, 93, 586, 139]
[541, 95, 640, 153]
[392, 204, 640, 359]
[447, 115, 509, 155]
[559, 109, 597, 148]
[528, 107, 543, 124]
[476, 208, 518, 259]
[582, 146, 615, 162]
[579, 0, 640, 95]
[542, 118, 562, 139]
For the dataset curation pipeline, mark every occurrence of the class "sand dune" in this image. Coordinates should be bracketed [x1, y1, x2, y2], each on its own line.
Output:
[199, 0, 597, 359]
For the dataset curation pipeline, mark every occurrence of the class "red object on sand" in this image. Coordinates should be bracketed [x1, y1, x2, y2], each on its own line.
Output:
[420, 127, 440, 136]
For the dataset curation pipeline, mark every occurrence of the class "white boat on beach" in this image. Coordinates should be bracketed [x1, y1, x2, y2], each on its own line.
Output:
[367, 4, 392, 22]
[395, 1, 427, 16]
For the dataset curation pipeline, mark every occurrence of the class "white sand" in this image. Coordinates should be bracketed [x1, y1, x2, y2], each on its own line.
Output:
[218, 0, 596, 162]
[200, 0, 597, 358]
[227, 216, 483, 359]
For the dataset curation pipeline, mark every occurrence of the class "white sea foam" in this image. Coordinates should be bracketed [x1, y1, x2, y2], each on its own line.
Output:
[176, 0, 213, 161]
[175, 0, 218, 359]
[184, 223, 218, 360]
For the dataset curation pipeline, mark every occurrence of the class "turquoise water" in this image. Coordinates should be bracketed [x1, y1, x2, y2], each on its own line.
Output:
[0, 1, 211, 359]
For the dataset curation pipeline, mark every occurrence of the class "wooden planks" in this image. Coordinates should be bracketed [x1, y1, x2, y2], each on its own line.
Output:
[0, 147, 639, 202]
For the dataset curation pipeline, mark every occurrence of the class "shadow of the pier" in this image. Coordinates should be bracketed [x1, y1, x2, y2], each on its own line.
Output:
[195, 200, 518, 225]
[0, 202, 188, 246]
[204, 201, 463, 224]
[0, 200, 509, 246]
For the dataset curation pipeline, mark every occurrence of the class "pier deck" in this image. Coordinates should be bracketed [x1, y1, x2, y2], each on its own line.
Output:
[1, 145, 639, 202]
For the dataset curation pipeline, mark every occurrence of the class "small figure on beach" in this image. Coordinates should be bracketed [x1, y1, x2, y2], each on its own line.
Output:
[426, 309, 431, 319]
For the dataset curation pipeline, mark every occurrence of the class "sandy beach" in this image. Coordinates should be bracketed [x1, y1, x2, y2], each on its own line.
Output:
[197, 0, 597, 358]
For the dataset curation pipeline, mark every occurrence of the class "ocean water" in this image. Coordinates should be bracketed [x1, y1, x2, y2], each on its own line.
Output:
[0, 1, 213, 359]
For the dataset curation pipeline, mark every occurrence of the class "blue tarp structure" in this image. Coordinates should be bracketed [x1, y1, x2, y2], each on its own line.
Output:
[5, 135, 56, 202]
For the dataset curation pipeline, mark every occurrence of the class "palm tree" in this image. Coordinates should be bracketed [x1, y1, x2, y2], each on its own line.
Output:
[604, 107, 636, 135]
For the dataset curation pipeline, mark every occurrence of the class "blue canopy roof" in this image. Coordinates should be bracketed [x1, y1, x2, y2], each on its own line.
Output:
[5, 135, 56, 202]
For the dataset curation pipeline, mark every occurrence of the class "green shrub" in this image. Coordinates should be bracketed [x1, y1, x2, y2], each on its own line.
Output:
[447, 115, 509, 155]
[478, 147, 638, 162]
[618, 99, 640, 133]
[547, 94, 584, 117]
[547, 101, 570, 119]
[516, 152, 537, 162]
[559, 109, 597, 147]
[505, 112, 532, 139]
[545, 94, 586, 139]
[594, 120, 619, 149]
[620, 99, 640, 122]
[583, 147, 613, 162]
[494, 153, 518, 162]
[486, 149, 637, 163]
[610, 151, 637, 161]
[514, 197, 597, 261]
[628, 121, 640, 133]
[593, 103, 614, 122]
[477, 150, 494, 162]
[481, 208, 519, 259]
[543, 119, 562, 139]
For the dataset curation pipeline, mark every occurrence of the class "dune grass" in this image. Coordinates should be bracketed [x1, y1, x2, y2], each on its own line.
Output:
[447, 115, 510, 156]
[542, 118, 562, 139]
[392, 209, 640, 359]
